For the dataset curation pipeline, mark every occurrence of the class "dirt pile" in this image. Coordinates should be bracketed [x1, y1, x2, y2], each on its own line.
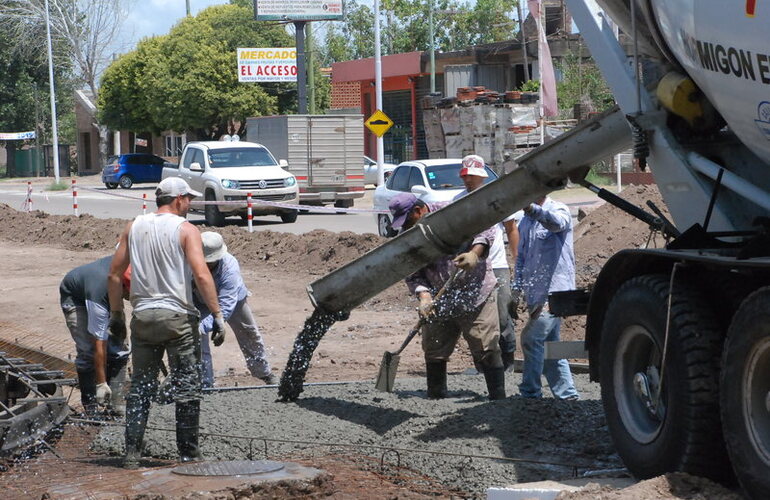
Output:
[557, 472, 742, 500]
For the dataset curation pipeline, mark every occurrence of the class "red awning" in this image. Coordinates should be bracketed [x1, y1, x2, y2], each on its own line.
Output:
[331, 51, 423, 83]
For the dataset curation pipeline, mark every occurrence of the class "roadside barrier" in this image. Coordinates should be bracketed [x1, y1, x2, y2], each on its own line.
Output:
[247, 192, 253, 233]
[23, 181, 33, 212]
[142, 193, 147, 215]
[74, 185, 390, 216]
[72, 179, 79, 216]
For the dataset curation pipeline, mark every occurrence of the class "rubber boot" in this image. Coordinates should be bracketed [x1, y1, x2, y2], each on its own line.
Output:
[176, 400, 203, 463]
[107, 362, 128, 417]
[483, 366, 507, 400]
[425, 361, 448, 399]
[76, 368, 98, 417]
[501, 351, 515, 373]
[123, 397, 150, 469]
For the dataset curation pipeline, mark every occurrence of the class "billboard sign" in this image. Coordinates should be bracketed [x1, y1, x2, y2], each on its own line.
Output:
[254, 0, 344, 21]
[238, 48, 297, 82]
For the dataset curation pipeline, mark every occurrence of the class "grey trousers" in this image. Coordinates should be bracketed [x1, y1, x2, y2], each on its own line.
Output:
[200, 298, 272, 386]
[493, 268, 517, 354]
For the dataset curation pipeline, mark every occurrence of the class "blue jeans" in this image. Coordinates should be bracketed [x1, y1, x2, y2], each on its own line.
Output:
[519, 306, 579, 399]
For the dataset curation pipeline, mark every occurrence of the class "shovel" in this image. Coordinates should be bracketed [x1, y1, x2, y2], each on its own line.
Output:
[375, 269, 461, 392]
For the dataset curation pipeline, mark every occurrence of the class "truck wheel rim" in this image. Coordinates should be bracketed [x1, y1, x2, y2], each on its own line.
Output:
[614, 325, 665, 444]
[378, 216, 389, 235]
[744, 337, 770, 464]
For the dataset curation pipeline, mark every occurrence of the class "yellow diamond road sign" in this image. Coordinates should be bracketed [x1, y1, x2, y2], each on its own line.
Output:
[365, 110, 394, 137]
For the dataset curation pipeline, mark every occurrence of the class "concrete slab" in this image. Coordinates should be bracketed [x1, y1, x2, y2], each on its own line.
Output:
[487, 477, 636, 500]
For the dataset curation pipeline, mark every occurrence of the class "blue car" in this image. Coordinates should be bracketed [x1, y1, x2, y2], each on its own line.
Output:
[102, 153, 168, 189]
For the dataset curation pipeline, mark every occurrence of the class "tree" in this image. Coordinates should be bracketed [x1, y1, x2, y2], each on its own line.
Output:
[0, 0, 129, 167]
[99, 4, 293, 139]
[556, 51, 615, 114]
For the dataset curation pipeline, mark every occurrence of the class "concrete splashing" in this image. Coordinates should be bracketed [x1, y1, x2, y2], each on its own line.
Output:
[278, 308, 349, 402]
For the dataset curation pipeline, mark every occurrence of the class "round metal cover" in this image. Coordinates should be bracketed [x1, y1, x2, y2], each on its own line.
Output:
[171, 460, 285, 476]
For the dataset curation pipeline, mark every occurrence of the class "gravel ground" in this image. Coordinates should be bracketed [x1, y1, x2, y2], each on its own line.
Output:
[93, 371, 622, 498]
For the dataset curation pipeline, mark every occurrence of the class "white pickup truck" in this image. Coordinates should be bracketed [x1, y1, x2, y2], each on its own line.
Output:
[161, 141, 299, 226]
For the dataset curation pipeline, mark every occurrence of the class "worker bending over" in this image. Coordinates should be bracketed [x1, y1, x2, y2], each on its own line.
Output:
[108, 177, 225, 469]
[196, 231, 278, 387]
[60, 256, 130, 416]
[389, 192, 505, 400]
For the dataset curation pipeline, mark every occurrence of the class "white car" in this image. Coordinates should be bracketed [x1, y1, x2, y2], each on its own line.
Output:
[373, 159, 498, 237]
[363, 155, 397, 186]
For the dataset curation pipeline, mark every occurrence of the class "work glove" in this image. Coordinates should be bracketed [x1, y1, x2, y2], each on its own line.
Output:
[211, 312, 226, 347]
[95, 382, 112, 406]
[453, 251, 479, 271]
[508, 288, 523, 320]
[418, 294, 435, 321]
[109, 310, 127, 341]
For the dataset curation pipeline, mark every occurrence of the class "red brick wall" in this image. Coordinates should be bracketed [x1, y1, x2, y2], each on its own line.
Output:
[331, 81, 362, 111]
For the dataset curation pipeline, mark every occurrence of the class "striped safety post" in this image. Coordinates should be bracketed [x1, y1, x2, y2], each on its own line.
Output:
[247, 192, 253, 233]
[72, 179, 79, 216]
[142, 193, 147, 215]
[26, 181, 32, 212]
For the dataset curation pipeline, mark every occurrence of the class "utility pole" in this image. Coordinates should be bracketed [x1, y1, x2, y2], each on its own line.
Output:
[44, 0, 60, 182]
[374, 0, 385, 186]
[307, 23, 315, 114]
[295, 21, 307, 114]
[429, 0, 435, 93]
[517, 1, 530, 82]
[186, 0, 190, 16]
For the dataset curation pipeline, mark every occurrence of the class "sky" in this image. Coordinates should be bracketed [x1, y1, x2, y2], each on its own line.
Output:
[116, 0, 229, 54]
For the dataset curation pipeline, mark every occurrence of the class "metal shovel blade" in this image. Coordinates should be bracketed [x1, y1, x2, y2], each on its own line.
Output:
[375, 350, 400, 392]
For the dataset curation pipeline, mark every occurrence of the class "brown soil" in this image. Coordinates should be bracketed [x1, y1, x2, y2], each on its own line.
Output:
[556, 472, 742, 500]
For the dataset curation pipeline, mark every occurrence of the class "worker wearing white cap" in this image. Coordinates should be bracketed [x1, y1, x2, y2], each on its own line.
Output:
[454, 155, 521, 372]
[196, 232, 278, 387]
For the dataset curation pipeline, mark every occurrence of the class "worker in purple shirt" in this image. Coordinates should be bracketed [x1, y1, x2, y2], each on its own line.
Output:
[389, 192, 506, 400]
[514, 195, 579, 400]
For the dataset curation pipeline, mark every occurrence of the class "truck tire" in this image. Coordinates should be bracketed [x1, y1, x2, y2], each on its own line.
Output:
[280, 210, 298, 223]
[204, 191, 225, 227]
[119, 175, 133, 189]
[720, 287, 770, 499]
[599, 274, 730, 482]
[378, 215, 397, 238]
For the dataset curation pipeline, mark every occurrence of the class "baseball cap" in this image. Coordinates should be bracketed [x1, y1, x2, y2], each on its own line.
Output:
[155, 177, 202, 198]
[201, 231, 228, 262]
[389, 192, 419, 230]
[459, 154, 488, 178]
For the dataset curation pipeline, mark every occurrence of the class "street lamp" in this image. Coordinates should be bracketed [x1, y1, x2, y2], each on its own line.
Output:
[429, 5, 459, 94]
[43, 0, 60, 183]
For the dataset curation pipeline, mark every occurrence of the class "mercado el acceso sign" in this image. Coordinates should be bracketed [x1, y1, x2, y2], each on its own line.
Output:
[238, 48, 297, 83]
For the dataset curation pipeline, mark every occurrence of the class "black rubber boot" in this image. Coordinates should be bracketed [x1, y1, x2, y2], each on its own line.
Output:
[176, 400, 203, 462]
[501, 351, 515, 372]
[483, 366, 507, 400]
[124, 397, 150, 469]
[425, 361, 448, 399]
[76, 368, 98, 416]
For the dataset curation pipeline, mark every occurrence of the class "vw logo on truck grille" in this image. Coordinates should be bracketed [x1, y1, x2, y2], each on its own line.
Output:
[258, 180, 268, 189]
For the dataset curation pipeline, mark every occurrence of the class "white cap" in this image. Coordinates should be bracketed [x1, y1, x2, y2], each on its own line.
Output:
[156, 177, 202, 198]
[201, 232, 228, 262]
[460, 154, 488, 178]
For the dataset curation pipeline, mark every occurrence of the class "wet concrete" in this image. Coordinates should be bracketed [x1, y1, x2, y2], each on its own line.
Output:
[94, 372, 622, 498]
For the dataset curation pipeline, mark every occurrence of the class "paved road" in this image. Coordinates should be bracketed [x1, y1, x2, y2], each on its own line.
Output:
[0, 177, 602, 235]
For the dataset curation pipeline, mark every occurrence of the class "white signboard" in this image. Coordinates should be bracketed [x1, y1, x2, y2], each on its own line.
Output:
[254, 0, 344, 21]
[238, 48, 297, 82]
[0, 131, 35, 140]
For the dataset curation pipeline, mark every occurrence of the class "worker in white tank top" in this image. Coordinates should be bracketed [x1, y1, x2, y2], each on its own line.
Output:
[107, 177, 226, 469]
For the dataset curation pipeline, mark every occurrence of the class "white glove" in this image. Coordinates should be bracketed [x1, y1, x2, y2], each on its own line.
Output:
[96, 382, 112, 406]
[418, 294, 435, 321]
[211, 312, 226, 347]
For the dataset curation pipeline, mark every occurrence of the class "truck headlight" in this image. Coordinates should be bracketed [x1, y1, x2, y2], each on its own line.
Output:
[221, 179, 240, 189]
[284, 176, 296, 187]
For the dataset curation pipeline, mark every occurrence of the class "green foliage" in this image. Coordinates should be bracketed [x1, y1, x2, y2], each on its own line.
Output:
[99, 4, 293, 138]
[556, 51, 615, 112]
[47, 181, 69, 191]
[321, 0, 519, 64]
[519, 79, 539, 92]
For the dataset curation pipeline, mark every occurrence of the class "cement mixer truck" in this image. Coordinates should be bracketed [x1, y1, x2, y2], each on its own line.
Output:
[278, 1, 770, 497]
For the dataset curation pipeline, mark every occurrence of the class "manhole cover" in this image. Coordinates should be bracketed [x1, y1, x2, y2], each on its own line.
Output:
[171, 460, 285, 476]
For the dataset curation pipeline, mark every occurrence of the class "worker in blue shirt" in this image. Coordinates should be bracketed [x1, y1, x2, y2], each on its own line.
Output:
[514, 196, 579, 400]
[195, 232, 278, 387]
